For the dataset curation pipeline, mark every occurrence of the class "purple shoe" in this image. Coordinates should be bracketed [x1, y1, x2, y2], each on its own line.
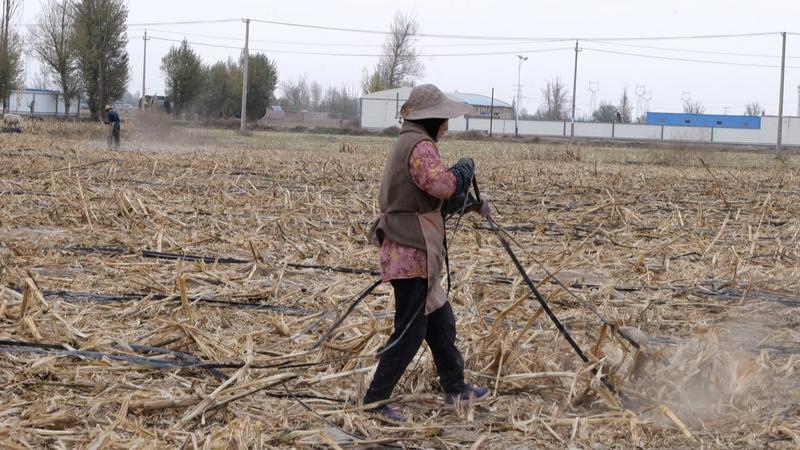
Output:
[444, 384, 491, 410]
[371, 405, 407, 422]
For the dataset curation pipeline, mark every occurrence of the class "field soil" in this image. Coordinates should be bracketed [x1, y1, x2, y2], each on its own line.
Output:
[1, 123, 799, 448]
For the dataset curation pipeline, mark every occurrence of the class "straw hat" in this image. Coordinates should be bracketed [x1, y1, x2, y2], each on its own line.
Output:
[400, 84, 471, 120]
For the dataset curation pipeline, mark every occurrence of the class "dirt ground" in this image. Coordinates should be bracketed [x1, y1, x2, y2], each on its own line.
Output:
[1, 124, 799, 448]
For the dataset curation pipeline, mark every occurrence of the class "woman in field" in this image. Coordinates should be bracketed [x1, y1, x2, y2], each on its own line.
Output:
[366, 84, 491, 421]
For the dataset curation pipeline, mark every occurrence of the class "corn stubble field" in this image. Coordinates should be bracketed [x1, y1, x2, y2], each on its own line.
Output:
[1, 121, 799, 448]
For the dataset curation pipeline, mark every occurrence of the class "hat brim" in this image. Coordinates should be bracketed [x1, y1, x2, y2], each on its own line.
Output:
[402, 97, 472, 120]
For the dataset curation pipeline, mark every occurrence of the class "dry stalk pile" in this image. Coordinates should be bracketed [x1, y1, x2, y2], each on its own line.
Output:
[0, 128, 799, 448]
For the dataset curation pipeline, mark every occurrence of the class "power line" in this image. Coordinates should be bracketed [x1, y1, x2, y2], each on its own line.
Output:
[127, 18, 242, 27]
[577, 31, 779, 42]
[146, 36, 245, 51]
[140, 28, 558, 48]
[582, 47, 800, 69]
[124, 16, 785, 44]
[587, 39, 800, 59]
[145, 35, 572, 57]
[249, 18, 560, 41]
[248, 18, 779, 42]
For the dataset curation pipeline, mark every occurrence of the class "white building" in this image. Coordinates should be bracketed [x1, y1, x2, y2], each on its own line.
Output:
[359, 87, 513, 129]
[6, 88, 81, 117]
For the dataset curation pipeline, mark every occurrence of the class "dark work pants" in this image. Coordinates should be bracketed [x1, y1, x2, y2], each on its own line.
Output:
[108, 126, 120, 150]
[363, 277, 466, 404]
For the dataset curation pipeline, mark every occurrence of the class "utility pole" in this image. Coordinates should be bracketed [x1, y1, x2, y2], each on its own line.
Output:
[141, 30, 150, 109]
[570, 40, 580, 137]
[776, 31, 787, 156]
[515, 55, 527, 138]
[240, 18, 251, 133]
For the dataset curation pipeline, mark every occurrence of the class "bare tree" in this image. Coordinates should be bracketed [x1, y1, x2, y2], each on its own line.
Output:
[744, 102, 763, 116]
[280, 75, 310, 112]
[0, 0, 23, 112]
[535, 77, 568, 120]
[683, 100, 705, 114]
[362, 11, 423, 93]
[31, 65, 55, 90]
[319, 84, 358, 119]
[617, 88, 633, 123]
[31, 0, 80, 115]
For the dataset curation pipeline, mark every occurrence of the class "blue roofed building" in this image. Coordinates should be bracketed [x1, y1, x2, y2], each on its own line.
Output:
[449, 92, 514, 119]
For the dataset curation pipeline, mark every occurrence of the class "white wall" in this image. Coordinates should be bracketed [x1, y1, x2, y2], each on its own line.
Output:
[713, 128, 762, 144]
[784, 117, 800, 145]
[359, 97, 800, 146]
[520, 120, 564, 136]
[574, 122, 612, 138]
[759, 116, 800, 145]
[663, 126, 712, 142]
[448, 116, 468, 131]
[614, 124, 662, 139]
[8, 91, 80, 116]
[360, 98, 404, 129]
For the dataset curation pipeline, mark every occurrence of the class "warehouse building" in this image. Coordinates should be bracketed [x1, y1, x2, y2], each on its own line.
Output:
[359, 87, 513, 129]
[6, 88, 81, 117]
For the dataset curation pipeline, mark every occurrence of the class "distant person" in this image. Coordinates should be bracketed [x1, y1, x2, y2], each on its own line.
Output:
[103, 104, 121, 150]
[365, 84, 491, 421]
[616, 111, 622, 123]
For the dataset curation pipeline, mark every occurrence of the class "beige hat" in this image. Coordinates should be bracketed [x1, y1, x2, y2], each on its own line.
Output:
[104, 104, 112, 111]
[400, 84, 472, 120]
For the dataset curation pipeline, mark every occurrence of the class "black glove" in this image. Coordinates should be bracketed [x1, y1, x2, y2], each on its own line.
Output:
[448, 157, 474, 198]
[441, 192, 479, 218]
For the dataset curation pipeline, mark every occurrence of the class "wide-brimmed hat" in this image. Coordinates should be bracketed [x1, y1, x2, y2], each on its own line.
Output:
[104, 104, 112, 111]
[400, 84, 472, 120]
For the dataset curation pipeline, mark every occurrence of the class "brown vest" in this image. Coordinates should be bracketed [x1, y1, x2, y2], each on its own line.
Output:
[370, 121, 443, 251]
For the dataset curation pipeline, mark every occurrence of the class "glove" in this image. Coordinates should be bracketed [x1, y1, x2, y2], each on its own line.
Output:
[448, 157, 474, 197]
[441, 192, 477, 218]
[463, 196, 491, 219]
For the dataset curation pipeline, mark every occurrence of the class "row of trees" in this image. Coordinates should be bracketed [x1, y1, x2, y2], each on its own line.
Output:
[159, 40, 281, 120]
[160, 39, 362, 120]
[24, 0, 353, 121]
[279, 76, 359, 119]
[25, 0, 129, 117]
[160, 10, 418, 118]
[525, 77, 766, 123]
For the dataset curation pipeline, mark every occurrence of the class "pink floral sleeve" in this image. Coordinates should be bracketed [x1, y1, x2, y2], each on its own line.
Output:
[408, 141, 456, 200]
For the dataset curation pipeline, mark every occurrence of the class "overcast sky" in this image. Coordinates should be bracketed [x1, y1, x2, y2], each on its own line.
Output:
[19, 0, 800, 116]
